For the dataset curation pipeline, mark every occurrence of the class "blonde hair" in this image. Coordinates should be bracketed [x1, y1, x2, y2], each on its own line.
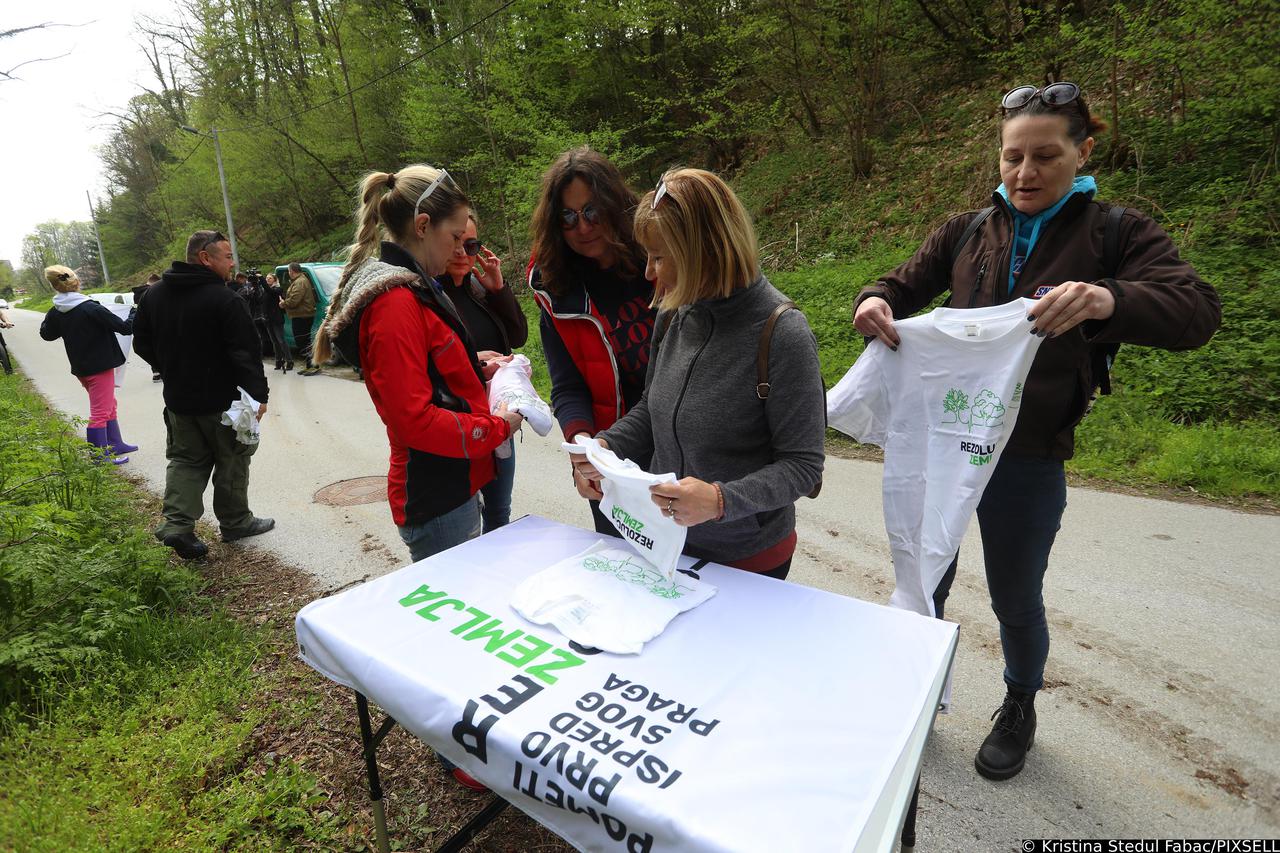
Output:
[45, 265, 80, 293]
[315, 164, 469, 364]
[633, 168, 759, 311]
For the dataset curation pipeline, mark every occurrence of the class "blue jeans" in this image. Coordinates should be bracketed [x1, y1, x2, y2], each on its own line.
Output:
[397, 495, 482, 563]
[932, 454, 1067, 694]
[480, 442, 516, 533]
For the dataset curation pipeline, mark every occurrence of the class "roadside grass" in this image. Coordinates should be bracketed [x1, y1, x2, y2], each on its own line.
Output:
[0, 369, 572, 852]
[512, 259, 1280, 502]
[0, 371, 349, 850]
[1072, 392, 1280, 498]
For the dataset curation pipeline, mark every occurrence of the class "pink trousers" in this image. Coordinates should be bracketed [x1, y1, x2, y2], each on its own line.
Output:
[77, 369, 118, 428]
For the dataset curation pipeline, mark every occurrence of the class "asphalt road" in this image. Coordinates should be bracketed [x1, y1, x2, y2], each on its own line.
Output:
[9, 307, 1279, 849]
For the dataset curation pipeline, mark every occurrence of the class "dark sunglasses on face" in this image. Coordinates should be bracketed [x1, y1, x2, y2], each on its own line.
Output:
[463, 238, 483, 257]
[1001, 82, 1082, 113]
[560, 203, 602, 230]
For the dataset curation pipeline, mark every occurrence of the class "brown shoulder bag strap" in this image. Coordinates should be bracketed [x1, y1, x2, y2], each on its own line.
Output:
[756, 301, 796, 400]
[756, 300, 823, 499]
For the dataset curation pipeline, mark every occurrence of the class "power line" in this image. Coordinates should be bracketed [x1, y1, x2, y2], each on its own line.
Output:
[166, 136, 206, 171]
[219, 0, 519, 133]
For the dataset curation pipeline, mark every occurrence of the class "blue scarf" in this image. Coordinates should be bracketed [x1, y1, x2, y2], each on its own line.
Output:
[996, 175, 1096, 294]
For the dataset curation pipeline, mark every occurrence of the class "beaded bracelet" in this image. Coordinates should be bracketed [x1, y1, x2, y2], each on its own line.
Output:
[714, 483, 725, 521]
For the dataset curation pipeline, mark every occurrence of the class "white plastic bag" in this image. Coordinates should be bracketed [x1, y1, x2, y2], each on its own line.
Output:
[221, 386, 262, 445]
[563, 435, 686, 582]
[488, 354, 552, 437]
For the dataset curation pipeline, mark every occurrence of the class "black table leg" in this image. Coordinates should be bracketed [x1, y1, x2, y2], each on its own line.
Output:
[356, 692, 392, 853]
[901, 779, 920, 850]
[353, 690, 511, 853]
[436, 797, 509, 853]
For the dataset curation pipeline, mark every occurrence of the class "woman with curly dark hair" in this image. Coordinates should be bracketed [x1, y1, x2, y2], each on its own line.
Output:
[528, 146, 656, 536]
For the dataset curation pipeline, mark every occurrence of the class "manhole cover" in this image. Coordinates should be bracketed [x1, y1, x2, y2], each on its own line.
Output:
[314, 476, 387, 506]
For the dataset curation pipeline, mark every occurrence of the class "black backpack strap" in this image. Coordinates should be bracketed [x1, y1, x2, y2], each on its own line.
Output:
[1091, 206, 1130, 396]
[1103, 205, 1128, 279]
[951, 207, 996, 268]
[941, 206, 995, 308]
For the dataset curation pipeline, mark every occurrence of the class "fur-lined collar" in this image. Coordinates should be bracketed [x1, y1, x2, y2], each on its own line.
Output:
[321, 258, 428, 339]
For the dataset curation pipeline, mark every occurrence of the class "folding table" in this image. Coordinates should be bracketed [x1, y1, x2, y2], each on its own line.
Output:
[296, 515, 957, 852]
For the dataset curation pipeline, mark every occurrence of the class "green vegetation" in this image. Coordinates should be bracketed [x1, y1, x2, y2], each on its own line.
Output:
[13, 0, 1277, 499]
[0, 373, 346, 849]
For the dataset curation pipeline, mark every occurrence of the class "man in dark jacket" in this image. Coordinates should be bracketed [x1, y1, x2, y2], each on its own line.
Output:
[133, 273, 162, 381]
[134, 230, 274, 559]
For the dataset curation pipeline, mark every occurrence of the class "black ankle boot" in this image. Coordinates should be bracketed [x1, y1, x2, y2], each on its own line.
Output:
[975, 689, 1037, 780]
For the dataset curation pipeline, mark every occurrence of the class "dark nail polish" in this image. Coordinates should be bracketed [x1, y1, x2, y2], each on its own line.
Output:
[1027, 315, 1036, 322]
[890, 345, 898, 352]
[1030, 327, 1039, 335]
[1038, 330, 1048, 338]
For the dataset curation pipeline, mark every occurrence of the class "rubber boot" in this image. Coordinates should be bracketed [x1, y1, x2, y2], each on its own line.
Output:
[105, 419, 139, 454]
[86, 426, 128, 465]
[975, 689, 1037, 780]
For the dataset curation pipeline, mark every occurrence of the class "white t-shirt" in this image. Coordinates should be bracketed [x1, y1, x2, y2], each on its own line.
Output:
[510, 541, 716, 654]
[827, 299, 1044, 617]
[563, 435, 687, 581]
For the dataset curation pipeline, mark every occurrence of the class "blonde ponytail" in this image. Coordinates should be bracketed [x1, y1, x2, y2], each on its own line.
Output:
[316, 171, 393, 364]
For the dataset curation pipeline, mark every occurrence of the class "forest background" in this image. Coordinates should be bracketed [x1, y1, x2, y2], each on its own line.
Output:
[12, 0, 1280, 498]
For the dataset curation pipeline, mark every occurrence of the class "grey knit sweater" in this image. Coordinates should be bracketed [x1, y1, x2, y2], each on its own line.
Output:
[598, 276, 825, 564]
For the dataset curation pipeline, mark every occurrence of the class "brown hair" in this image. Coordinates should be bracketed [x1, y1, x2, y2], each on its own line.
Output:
[529, 146, 644, 296]
[634, 168, 759, 310]
[314, 165, 470, 364]
[1000, 86, 1108, 145]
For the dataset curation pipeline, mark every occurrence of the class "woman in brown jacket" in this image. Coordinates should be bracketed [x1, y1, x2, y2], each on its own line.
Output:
[853, 81, 1220, 782]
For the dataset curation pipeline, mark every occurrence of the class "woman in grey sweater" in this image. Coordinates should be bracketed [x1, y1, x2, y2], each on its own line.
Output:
[574, 168, 825, 579]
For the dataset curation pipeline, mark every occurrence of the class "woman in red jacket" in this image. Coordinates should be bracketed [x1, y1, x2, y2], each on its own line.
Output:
[315, 165, 523, 564]
[528, 146, 655, 535]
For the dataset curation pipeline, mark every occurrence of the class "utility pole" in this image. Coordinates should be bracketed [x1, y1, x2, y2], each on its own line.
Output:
[86, 190, 110, 286]
[180, 125, 240, 271]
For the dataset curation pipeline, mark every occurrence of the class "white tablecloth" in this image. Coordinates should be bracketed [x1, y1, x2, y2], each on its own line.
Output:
[296, 516, 957, 853]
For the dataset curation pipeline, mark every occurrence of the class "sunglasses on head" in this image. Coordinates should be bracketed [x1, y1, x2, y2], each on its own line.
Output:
[463, 238, 483, 257]
[1001, 82, 1082, 113]
[195, 231, 229, 253]
[414, 169, 456, 216]
[559, 203, 601, 230]
[651, 176, 670, 210]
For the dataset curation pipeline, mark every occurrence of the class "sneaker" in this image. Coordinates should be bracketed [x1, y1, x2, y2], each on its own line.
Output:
[975, 689, 1037, 780]
[161, 531, 209, 560]
[451, 767, 488, 792]
[221, 517, 276, 542]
